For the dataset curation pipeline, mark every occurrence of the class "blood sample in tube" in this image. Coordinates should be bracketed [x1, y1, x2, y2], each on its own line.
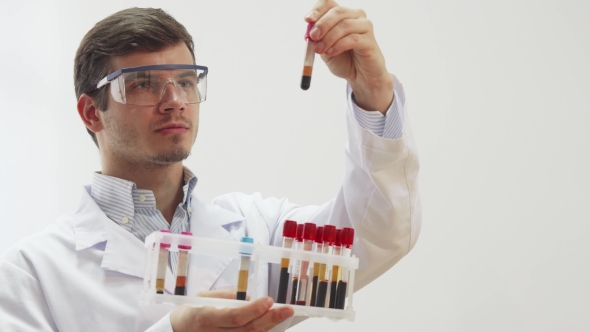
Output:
[237, 237, 254, 300]
[290, 224, 304, 305]
[335, 227, 354, 309]
[175, 231, 192, 296]
[310, 226, 323, 306]
[301, 22, 316, 90]
[295, 222, 316, 306]
[155, 230, 171, 294]
[316, 225, 335, 308]
[277, 220, 297, 304]
[329, 229, 342, 308]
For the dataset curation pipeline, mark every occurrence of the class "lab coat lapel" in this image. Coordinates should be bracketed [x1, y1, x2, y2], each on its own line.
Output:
[73, 186, 165, 287]
[186, 196, 245, 295]
[101, 220, 147, 279]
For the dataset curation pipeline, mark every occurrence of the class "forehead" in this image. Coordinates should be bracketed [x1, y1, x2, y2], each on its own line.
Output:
[110, 43, 194, 72]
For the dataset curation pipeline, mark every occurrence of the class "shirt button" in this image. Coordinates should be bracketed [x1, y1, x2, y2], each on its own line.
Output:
[139, 195, 146, 202]
[188, 207, 193, 213]
[122, 216, 129, 224]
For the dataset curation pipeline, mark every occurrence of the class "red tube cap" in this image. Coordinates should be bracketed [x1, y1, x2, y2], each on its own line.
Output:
[323, 225, 336, 245]
[283, 220, 298, 238]
[305, 22, 316, 41]
[341, 227, 354, 246]
[296, 224, 304, 242]
[315, 226, 324, 244]
[335, 229, 342, 247]
[303, 222, 316, 241]
[178, 231, 193, 250]
[159, 229, 171, 249]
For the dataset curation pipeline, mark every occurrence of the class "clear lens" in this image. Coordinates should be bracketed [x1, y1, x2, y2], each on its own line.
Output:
[110, 68, 207, 106]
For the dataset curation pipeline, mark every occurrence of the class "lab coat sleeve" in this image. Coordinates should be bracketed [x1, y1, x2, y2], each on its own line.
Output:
[339, 73, 421, 289]
[212, 74, 420, 331]
[251, 73, 420, 288]
[0, 260, 58, 331]
[279, 73, 417, 280]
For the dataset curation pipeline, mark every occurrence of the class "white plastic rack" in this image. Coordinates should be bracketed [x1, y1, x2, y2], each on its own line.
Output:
[140, 231, 359, 321]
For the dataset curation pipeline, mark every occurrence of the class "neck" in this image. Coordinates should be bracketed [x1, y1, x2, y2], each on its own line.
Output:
[101, 156, 185, 225]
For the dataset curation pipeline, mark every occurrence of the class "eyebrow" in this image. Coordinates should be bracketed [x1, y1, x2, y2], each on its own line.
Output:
[126, 71, 154, 80]
[175, 70, 198, 79]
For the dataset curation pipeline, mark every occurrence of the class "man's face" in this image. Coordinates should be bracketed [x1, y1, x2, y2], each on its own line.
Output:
[97, 43, 199, 167]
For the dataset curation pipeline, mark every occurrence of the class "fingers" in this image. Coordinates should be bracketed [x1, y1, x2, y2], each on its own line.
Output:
[310, 6, 366, 41]
[314, 18, 373, 57]
[305, 0, 339, 23]
[199, 296, 274, 328]
[240, 305, 295, 331]
[197, 289, 250, 300]
[171, 298, 294, 332]
[305, 3, 374, 56]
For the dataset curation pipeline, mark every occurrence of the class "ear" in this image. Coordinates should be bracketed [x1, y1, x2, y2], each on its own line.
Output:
[77, 93, 104, 133]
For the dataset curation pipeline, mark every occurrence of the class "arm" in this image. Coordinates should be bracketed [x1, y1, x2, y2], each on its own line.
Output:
[0, 261, 58, 331]
[261, 76, 420, 289]
[266, 0, 421, 289]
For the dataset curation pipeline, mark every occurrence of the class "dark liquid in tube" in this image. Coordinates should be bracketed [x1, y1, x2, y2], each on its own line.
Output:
[290, 278, 299, 305]
[310, 275, 319, 306]
[316, 281, 328, 307]
[277, 267, 290, 303]
[335, 281, 348, 309]
[329, 281, 337, 308]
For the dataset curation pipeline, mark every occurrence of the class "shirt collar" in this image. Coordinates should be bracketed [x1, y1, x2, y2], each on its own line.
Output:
[182, 167, 198, 211]
[90, 167, 199, 229]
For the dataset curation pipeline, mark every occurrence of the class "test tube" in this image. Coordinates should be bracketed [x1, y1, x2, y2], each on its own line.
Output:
[237, 237, 254, 300]
[316, 225, 335, 308]
[335, 227, 354, 309]
[329, 229, 342, 308]
[277, 220, 298, 304]
[310, 226, 323, 307]
[155, 230, 172, 294]
[290, 224, 304, 305]
[175, 231, 192, 296]
[295, 222, 316, 306]
[301, 22, 316, 90]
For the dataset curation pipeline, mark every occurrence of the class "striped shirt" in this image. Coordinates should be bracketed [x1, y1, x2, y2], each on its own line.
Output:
[90, 167, 197, 273]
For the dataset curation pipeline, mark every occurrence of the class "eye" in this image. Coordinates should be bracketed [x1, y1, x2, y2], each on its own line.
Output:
[178, 80, 195, 88]
[132, 81, 151, 89]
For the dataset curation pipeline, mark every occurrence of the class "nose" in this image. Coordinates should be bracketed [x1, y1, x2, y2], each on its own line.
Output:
[158, 80, 185, 113]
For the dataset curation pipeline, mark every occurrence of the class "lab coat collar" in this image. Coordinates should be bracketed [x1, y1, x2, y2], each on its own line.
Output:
[72, 185, 111, 251]
[72, 186, 147, 279]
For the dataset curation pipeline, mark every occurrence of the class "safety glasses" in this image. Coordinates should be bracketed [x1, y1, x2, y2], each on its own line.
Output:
[94, 64, 208, 106]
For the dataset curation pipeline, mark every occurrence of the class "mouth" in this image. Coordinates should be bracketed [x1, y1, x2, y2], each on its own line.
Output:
[155, 123, 190, 135]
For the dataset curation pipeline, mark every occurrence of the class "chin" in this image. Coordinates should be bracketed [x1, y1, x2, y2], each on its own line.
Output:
[150, 147, 191, 164]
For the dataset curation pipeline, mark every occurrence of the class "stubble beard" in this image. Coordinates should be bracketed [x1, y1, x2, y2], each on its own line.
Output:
[104, 114, 196, 169]
[150, 134, 191, 165]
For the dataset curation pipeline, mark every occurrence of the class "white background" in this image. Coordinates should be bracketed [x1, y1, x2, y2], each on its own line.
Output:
[1, 0, 589, 331]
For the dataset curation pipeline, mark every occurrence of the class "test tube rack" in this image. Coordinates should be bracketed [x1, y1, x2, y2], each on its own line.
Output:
[140, 231, 359, 321]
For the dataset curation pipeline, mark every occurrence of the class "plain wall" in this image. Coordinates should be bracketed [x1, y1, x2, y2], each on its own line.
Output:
[1, 0, 589, 331]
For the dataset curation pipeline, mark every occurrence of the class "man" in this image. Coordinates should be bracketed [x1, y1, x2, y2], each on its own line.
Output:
[0, 1, 420, 331]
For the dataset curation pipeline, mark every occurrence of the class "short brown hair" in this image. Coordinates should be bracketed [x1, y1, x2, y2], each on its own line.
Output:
[74, 7, 195, 147]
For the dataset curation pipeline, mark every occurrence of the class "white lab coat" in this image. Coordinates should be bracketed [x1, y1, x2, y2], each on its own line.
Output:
[0, 81, 421, 332]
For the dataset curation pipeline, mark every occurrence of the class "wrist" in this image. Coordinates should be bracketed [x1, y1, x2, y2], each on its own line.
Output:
[349, 73, 394, 114]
